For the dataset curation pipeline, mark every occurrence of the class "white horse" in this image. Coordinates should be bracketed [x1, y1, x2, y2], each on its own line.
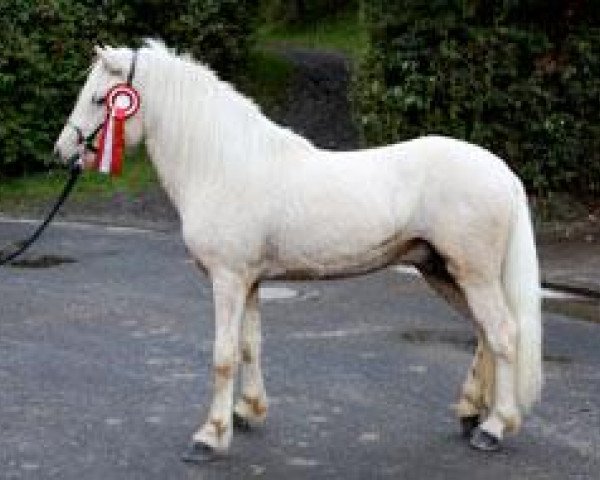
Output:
[55, 40, 542, 460]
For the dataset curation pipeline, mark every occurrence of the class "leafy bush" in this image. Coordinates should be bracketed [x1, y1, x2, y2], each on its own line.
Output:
[0, 0, 257, 177]
[354, 0, 600, 196]
[262, 0, 358, 25]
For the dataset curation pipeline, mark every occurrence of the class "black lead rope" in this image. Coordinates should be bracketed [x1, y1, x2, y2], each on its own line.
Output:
[0, 157, 82, 267]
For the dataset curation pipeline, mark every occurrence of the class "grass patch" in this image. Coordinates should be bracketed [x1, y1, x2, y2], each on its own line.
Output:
[0, 146, 158, 214]
[256, 9, 368, 61]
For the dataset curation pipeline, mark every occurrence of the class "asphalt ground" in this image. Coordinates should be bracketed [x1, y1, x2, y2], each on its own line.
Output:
[1, 220, 599, 479]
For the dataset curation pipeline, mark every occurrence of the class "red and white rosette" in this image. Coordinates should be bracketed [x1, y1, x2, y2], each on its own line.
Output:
[96, 84, 140, 176]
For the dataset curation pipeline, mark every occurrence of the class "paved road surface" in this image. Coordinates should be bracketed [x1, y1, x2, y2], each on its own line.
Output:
[1, 220, 599, 479]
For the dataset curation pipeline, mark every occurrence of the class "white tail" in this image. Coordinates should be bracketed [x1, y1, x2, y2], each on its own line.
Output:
[502, 183, 543, 412]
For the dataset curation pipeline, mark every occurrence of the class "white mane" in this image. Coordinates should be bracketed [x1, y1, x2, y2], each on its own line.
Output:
[143, 41, 313, 152]
[135, 39, 317, 208]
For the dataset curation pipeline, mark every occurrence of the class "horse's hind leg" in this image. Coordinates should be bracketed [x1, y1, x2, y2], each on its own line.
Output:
[459, 280, 520, 451]
[233, 284, 268, 431]
[454, 332, 494, 437]
[420, 270, 493, 436]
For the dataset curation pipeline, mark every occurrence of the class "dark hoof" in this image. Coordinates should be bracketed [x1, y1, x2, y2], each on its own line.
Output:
[469, 427, 501, 452]
[233, 412, 251, 432]
[181, 442, 218, 464]
[460, 415, 480, 438]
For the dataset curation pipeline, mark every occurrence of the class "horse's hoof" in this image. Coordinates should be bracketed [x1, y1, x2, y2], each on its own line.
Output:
[469, 427, 501, 452]
[181, 442, 218, 464]
[233, 412, 252, 432]
[460, 415, 480, 438]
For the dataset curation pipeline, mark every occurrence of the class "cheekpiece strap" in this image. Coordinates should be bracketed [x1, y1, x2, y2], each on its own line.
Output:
[127, 50, 138, 86]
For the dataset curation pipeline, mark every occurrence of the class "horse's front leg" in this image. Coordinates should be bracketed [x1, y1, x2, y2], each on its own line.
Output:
[184, 269, 249, 462]
[233, 284, 268, 430]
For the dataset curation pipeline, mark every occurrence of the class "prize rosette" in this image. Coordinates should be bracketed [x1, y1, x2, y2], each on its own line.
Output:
[96, 84, 140, 175]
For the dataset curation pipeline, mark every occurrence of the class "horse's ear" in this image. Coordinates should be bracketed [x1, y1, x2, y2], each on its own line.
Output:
[95, 45, 128, 77]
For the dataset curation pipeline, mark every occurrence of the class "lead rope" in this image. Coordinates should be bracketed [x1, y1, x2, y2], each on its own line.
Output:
[0, 156, 82, 267]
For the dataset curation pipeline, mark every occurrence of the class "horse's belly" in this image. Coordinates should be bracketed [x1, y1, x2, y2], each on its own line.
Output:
[263, 235, 428, 281]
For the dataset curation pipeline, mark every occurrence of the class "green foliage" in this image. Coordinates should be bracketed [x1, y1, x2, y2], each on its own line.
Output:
[355, 0, 600, 196]
[156, 0, 258, 79]
[0, 0, 257, 177]
[261, 0, 358, 25]
[257, 7, 367, 60]
[240, 47, 294, 111]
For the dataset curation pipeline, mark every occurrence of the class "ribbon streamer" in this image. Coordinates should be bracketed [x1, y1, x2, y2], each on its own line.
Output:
[95, 84, 140, 176]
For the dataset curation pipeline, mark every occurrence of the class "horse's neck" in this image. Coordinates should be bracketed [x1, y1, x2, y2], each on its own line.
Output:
[140, 58, 315, 215]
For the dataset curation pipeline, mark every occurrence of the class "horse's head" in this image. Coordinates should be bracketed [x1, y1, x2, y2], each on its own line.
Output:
[54, 46, 144, 165]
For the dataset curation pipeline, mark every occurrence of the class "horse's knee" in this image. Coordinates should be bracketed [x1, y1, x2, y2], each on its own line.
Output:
[214, 338, 240, 371]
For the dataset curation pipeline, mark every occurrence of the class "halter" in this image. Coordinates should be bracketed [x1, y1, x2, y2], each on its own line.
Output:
[69, 50, 139, 161]
[1, 50, 139, 266]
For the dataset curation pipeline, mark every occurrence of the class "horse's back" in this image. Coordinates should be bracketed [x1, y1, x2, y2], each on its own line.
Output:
[392, 135, 517, 185]
[327, 134, 519, 193]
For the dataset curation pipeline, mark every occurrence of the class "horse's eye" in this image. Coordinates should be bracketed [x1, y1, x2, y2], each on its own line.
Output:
[92, 95, 106, 106]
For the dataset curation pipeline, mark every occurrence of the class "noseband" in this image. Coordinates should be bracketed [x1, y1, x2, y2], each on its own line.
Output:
[68, 50, 138, 160]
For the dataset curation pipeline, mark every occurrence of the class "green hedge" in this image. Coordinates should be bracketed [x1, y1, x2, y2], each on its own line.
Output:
[261, 0, 358, 24]
[354, 1, 600, 196]
[0, 0, 257, 177]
